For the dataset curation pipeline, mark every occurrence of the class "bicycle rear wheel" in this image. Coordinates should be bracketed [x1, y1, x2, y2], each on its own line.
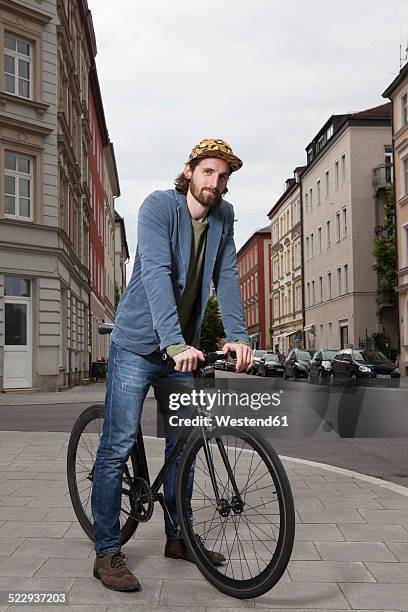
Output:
[67, 403, 140, 544]
[177, 427, 295, 599]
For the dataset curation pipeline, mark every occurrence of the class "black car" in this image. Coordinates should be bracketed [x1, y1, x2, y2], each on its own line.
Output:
[283, 348, 315, 379]
[308, 349, 338, 384]
[258, 353, 285, 377]
[329, 349, 400, 387]
[246, 349, 267, 375]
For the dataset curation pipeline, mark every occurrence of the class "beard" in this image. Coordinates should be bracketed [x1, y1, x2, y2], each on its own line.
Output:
[189, 179, 223, 209]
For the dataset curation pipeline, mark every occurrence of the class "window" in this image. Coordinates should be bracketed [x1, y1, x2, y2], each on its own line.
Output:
[309, 188, 313, 209]
[317, 179, 321, 204]
[305, 192, 308, 213]
[403, 158, 408, 196]
[307, 282, 310, 307]
[4, 33, 31, 98]
[318, 227, 322, 252]
[328, 272, 332, 299]
[312, 280, 315, 305]
[325, 170, 329, 196]
[341, 154, 346, 182]
[403, 225, 408, 267]
[402, 92, 408, 128]
[326, 220, 331, 247]
[337, 267, 342, 295]
[319, 276, 323, 302]
[344, 264, 348, 293]
[342, 207, 348, 236]
[327, 124, 334, 139]
[306, 236, 309, 261]
[336, 211, 341, 241]
[335, 161, 339, 188]
[4, 151, 33, 220]
[310, 232, 314, 257]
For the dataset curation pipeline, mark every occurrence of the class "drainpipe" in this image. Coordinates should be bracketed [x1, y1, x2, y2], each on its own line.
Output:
[299, 178, 306, 349]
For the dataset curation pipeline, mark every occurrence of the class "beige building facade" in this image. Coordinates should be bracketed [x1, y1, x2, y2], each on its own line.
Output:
[384, 63, 408, 375]
[268, 171, 304, 354]
[302, 104, 395, 352]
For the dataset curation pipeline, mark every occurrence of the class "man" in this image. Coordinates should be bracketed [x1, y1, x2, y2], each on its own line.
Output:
[91, 138, 252, 591]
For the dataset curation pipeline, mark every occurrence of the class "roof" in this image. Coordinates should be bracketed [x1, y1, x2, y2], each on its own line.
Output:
[236, 225, 271, 259]
[115, 211, 129, 260]
[349, 103, 392, 119]
[383, 61, 408, 98]
[267, 177, 299, 218]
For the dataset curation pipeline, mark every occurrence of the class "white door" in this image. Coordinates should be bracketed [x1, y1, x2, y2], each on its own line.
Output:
[4, 296, 32, 389]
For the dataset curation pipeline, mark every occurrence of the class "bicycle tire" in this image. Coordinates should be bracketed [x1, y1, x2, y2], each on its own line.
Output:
[67, 403, 139, 545]
[176, 426, 295, 599]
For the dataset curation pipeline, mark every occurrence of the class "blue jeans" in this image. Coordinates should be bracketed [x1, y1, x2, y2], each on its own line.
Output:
[91, 341, 194, 557]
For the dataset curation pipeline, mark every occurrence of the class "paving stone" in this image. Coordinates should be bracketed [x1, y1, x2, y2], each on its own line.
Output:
[315, 542, 397, 562]
[318, 497, 383, 509]
[11, 537, 93, 558]
[0, 472, 40, 482]
[26, 496, 73, 508]
[295, 524, 345, 541]
[0, 576, 74, 593]
[0, 521, 71, 538]
[338, 524, 408, 542]
[291, 541, 321, 561]
[9, 607, 107, 612]
[254, 582, 349, 608]
[365, 562, 408, 583]
[287, 560, 375, 582]
[378, 498, 408, 509]
[111, 608, 204, 612]
[159, 578, 255, 607]
[386, 542, 408, 561]
[69, 577, 161, 605]
[0, 556, 45, 577]
[42, 507, 77, 521]
[0, 507, 49, 521]
[339, 582, 408, 609]
[0, 537, 24, 556]
[0, 482, 20, 495]
[0, 497, 32, 507]
[35, 556, 94, 577]
[297, 509, 366, 524]
[359, 509, 408, 525]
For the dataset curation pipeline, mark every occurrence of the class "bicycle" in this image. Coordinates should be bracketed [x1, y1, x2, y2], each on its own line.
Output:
[67, 325, 295, 599]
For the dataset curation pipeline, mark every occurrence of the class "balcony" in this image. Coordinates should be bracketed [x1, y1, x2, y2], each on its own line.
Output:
[372, 163, 393, 192]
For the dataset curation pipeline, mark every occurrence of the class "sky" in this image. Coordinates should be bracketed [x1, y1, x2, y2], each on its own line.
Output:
[87, 0, 408, 271]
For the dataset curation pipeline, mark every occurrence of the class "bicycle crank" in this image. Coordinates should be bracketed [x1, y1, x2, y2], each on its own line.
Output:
[129, 476, 154, 522]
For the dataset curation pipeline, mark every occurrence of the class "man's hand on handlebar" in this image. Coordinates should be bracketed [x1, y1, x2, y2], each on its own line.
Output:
[222, 342, 253, 373]
[172, 347, 205, 372]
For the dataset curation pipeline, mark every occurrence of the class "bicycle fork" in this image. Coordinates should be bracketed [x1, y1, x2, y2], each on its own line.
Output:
[200, 426, 245, 517]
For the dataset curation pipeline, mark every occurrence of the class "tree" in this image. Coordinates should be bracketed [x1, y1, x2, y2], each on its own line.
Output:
[372, 184, 397, 303]
[199, 296, 225, 353]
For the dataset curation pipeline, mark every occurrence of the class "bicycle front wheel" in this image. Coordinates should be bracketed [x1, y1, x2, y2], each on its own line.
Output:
[177, 427, 295, 599]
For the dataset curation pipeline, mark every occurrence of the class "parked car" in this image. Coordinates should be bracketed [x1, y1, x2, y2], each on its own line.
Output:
[308, 349, 338, 384]
[246, 349, 267, 375]
[258, 353, 285, 377]
[329, 349, 400, 387]
[283, 349, 315, 379]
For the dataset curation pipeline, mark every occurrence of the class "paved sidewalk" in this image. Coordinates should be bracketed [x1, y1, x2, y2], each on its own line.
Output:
[0, 383, 108, 406]
[0, 431, 408, 611]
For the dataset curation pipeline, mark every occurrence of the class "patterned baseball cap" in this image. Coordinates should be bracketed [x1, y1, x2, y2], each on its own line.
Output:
[186, 138, 243, 173]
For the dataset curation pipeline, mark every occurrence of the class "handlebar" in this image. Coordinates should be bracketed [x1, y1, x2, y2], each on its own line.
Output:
[97, 325, 237, 365]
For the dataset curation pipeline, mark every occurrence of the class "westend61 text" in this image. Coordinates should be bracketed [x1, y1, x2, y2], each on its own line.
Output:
[168, 390, 283, 411]
[168, 415, 289, 427]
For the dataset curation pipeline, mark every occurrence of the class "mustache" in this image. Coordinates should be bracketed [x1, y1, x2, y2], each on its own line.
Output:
[202, 187, 220, 195]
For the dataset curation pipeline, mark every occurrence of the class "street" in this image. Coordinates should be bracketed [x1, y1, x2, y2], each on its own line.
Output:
[1, 374, 407, 487]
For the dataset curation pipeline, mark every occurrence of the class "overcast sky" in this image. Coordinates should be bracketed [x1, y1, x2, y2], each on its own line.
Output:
[88, 0, 408, 269]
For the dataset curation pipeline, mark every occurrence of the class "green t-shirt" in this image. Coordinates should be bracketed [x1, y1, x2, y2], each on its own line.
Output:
[166, 217, 208, 357]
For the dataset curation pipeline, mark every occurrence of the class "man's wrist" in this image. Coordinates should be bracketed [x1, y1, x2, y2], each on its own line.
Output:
[166, 342, 191, 358]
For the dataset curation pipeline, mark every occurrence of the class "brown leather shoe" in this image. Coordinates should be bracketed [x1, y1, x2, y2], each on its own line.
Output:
[164, 536, 226, 565]
[93, 551, 141, 591]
